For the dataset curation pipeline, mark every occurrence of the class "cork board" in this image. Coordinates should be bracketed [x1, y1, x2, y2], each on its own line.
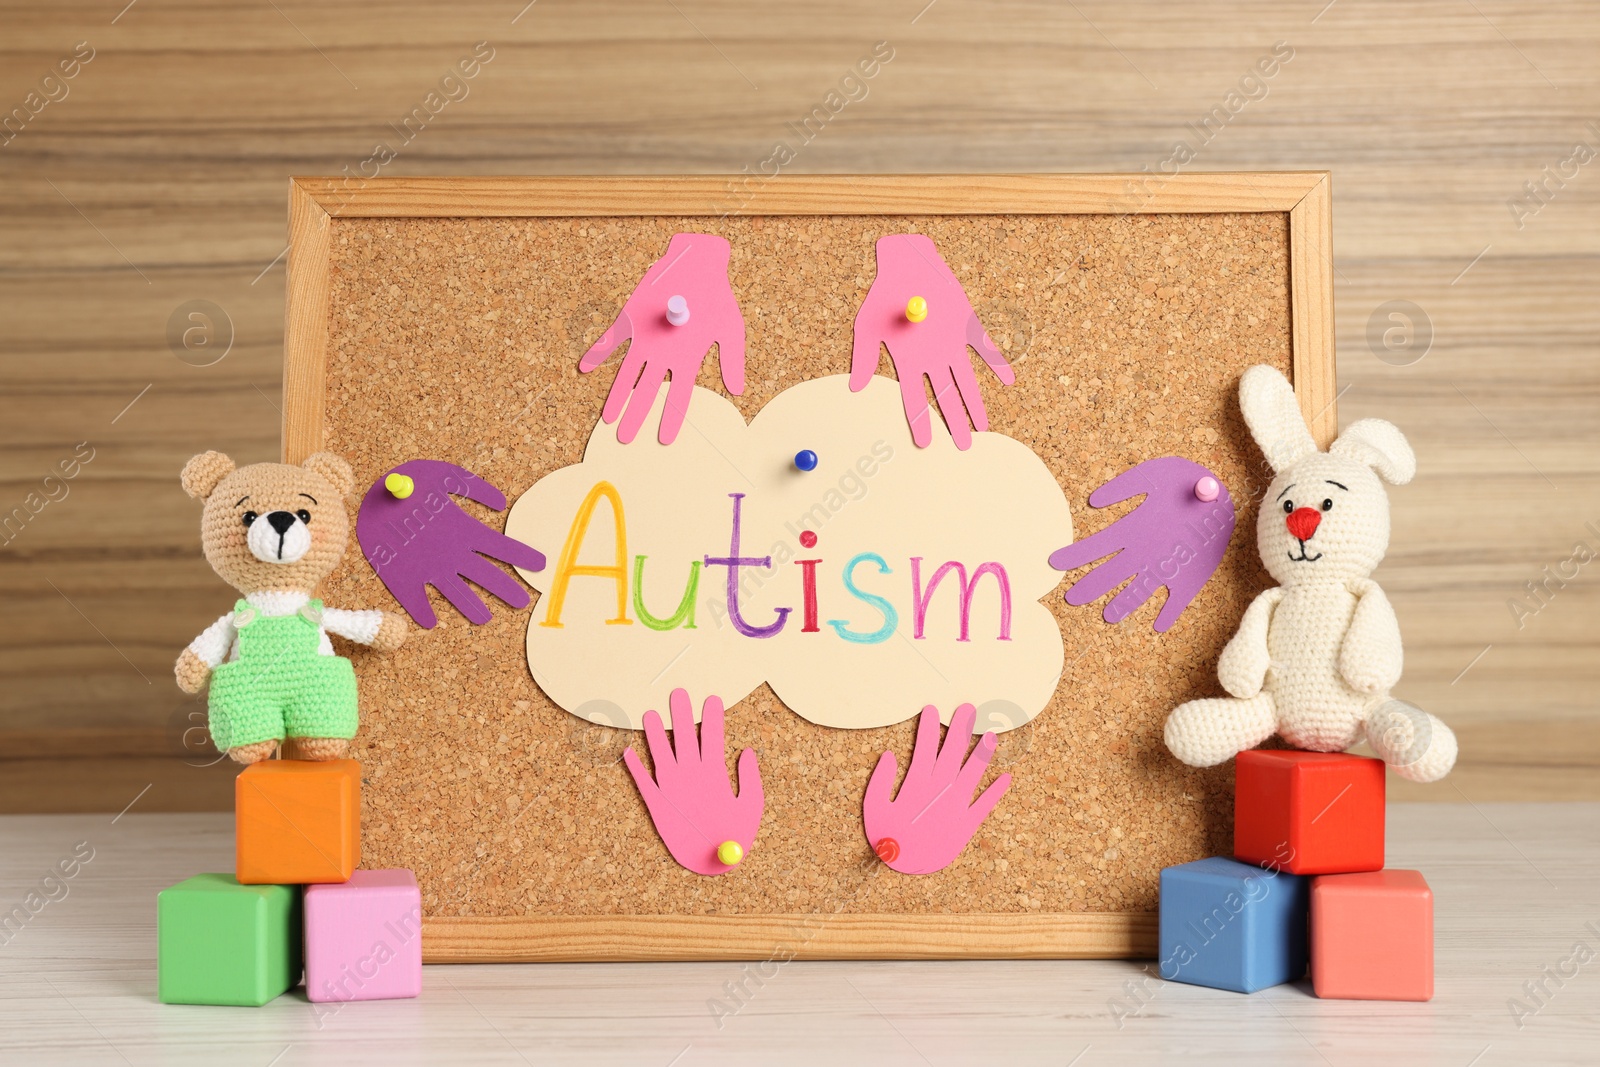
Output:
[284, 175, 1337, 962]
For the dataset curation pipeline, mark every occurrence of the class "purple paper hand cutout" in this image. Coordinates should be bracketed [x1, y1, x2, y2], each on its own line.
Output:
[851, 234, 1016, 450]
[623, 689, 763, 877]
[861, 704, 1012, 876]
[1048, 456, 1236, 633]
[356, 459, 546, 629]
[579, 233, 747, 446]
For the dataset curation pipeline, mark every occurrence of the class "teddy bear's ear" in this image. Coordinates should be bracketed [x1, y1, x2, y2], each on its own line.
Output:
[180, 451, 236, 500]
[1239, 365, 1318, 474]
[1331, 418, 1416, 485]
[301, 452, 355, 497]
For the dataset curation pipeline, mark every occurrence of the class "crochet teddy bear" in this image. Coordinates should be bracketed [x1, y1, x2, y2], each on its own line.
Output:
[1164, 365, 1458, 783]
[174, 451, 406, 764]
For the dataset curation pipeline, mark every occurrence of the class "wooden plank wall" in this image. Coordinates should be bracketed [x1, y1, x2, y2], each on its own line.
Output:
[1, 1, 1595, 811]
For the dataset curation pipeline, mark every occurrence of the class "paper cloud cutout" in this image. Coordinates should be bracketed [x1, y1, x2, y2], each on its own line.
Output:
[504, 375, 1072, 732]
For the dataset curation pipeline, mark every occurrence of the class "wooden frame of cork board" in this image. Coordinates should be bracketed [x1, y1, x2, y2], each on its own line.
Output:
[282, 173, 1336, 963]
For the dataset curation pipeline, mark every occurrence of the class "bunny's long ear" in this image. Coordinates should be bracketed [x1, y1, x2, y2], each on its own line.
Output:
[1239, 365, 1317, 473]
[1331, 418, 1416, 485]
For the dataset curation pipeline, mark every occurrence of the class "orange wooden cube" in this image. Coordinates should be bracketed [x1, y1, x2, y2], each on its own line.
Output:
[1310, 869, 1433, 1001]
[236, 759, 360, 885]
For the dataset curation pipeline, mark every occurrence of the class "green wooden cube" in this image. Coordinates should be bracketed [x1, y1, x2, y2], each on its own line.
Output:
[157, 873, 301, 1006]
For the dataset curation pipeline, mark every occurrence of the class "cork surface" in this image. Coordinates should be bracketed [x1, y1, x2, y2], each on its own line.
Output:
[320, 211, 1291, 918]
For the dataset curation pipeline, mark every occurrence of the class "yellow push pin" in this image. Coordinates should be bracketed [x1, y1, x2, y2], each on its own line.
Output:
[384, 472, 415, 500]
[716, 840, 745, 867]
[905, 296, 928, 323]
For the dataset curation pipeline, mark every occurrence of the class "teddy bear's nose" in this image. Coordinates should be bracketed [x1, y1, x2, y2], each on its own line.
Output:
[1285, 506, 1321, 542]
[265, 511, 298, 535]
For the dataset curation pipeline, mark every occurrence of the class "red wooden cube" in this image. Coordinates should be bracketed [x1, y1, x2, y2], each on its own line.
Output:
[1234, 750, 1384, 875]
[1310, 869, 1433, 1001]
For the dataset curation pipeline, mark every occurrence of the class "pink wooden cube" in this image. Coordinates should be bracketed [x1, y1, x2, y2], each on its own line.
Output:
[304, 869, 423, 1003]
[1310, 869, 1433, 1001]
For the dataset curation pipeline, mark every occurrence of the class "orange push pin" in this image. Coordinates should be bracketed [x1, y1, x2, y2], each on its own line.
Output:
[905, 296, 928, 323]
[874, 838, 900, 863]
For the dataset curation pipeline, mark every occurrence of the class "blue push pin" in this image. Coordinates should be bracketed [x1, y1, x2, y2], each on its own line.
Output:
[794, 450, 819, 472]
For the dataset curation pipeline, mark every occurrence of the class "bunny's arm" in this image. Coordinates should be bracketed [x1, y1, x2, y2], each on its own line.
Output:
[1216, 587, 1284, 698]
[1339, 579, 1403, 694]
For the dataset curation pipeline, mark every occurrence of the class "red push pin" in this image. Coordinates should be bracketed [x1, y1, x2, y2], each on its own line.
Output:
[874, 838, 900, 863]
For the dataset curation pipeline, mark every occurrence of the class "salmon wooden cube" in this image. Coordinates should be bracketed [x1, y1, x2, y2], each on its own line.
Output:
[1310, 869, 1434, 1001]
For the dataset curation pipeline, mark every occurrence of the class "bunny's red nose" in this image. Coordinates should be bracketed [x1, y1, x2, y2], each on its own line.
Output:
[1286, 507, 1322, 542]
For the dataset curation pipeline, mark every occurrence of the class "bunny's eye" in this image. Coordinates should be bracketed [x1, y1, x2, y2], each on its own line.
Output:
[241, 511, 257, 527]
[1282, 500, 1295, 514]
[1321, 499, 1334, 512]
[296, 509, 312, 524]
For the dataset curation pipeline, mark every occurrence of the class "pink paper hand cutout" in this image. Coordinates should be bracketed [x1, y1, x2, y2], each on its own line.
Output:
[1048, 456, 1236, 633]
[851, 233, 1016, 450]
[862, 703, 1012, 875]
[579, 233, 747, 445]
[623, 689, 763, 876]
[356, 459, 546, 629]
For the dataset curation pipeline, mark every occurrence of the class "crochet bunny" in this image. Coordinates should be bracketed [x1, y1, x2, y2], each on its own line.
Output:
[1164, 365, 1457, 783]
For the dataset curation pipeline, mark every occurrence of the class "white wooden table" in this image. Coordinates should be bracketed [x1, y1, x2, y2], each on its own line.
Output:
[1, 805, 1594, 1066]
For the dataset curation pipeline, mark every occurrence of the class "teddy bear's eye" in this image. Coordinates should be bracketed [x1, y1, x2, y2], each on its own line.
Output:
[1282, 499, 1294, 514]
[241, 511, 257, 527]
[1321, 498, 1334, 512]
[296, 509, 312, 525]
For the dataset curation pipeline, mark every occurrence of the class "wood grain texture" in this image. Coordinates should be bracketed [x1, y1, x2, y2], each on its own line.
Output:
[1288, 175, 1338, 448]
[282, 181, 332, 466]
[423, 912, 1153, 963]
[4, 806, 1596, 1064]
[290, 171, 1328, 217]
[1, 0, 1597, 809]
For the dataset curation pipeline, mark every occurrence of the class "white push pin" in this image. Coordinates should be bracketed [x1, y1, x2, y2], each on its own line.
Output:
[666, 295, 690, 327]
[1195, 476, 1220, 503]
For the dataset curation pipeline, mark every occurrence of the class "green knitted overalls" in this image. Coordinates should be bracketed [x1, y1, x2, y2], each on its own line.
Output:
[207, 599, 359, 751]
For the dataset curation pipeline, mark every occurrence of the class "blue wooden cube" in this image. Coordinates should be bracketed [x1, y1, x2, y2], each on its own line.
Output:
[1158, 856, 1309, 993]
